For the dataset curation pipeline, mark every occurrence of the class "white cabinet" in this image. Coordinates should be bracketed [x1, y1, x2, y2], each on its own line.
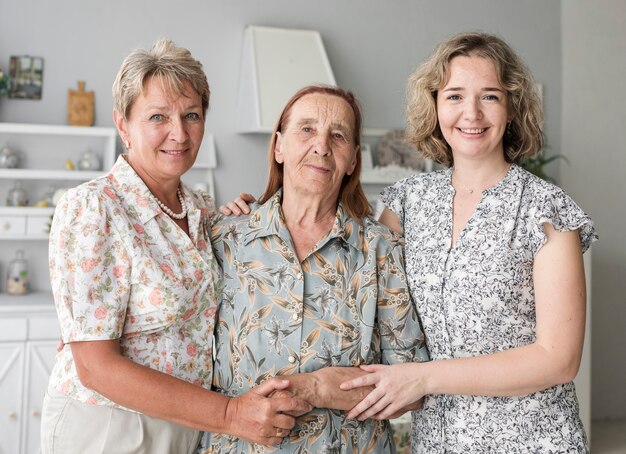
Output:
[0, 305, 59, 454]
[0, 122, 117, 240]
[22, 341, 57, 454]
[0, 342, 25, 454]
[0, 123, 118, 301]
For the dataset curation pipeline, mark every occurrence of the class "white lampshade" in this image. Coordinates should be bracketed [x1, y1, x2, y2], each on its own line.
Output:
[236, 25, 337, 133]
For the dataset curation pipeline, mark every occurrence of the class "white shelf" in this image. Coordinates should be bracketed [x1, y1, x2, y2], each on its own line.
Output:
[0, 207, 54, 215]
[0, 292, 55, 313]
[0, 169, 103, 180]
[0, 123, 117, 243]
[0, 122, 116, 138]
[363, 128, 390, 137]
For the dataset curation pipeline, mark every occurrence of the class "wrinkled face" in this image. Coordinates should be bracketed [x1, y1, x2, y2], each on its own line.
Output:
[275, 93, 357, 201]
[437, 55, 510, 163]
[114, 76, 204, 187]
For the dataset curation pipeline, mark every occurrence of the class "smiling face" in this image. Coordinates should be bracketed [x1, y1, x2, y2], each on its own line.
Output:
[274, 93, 357, 201]
[114, 75, 204, 189]
[437, 55, 510, 164]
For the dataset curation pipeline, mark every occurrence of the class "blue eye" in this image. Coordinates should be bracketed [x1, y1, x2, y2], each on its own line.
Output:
[150, 114, 164, 121]
[302, 126, 312, 133]
[447, 94, 461, 101]
[185, 112, 201, 121]
[484, 95, 499, 101]
[333, 132, 346, 141]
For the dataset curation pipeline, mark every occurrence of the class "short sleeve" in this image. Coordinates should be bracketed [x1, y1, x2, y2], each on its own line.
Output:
[379, 179, 408, 224]
[49, 187, 131, 342]
[375, 230, 430, 365]
[529, 186, 598, 257]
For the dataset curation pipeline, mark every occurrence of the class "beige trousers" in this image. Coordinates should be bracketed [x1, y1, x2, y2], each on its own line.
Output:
[41, 389, 200, 454]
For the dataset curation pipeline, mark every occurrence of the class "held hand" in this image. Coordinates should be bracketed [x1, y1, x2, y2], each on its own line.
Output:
[277, 368, 373, 411]
[225, 378, 312, 446]
[269, 389, 311, 417]
[219, 192, 256, 216]
[340, 363, 426, 421]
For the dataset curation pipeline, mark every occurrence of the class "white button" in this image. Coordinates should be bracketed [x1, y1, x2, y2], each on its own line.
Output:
[296, 272, 303, 280]
[288, 355, 296, 363]
[292, 313, 299, 321]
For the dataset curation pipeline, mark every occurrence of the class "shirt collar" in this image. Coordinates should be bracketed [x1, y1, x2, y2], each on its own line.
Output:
[106, 154, 162, 225]
[243, 189, 363, 253]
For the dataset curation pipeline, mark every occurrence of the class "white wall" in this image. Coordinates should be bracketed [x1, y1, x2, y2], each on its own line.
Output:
[0, 0, 562, 202]
[562, 0, 626, 421]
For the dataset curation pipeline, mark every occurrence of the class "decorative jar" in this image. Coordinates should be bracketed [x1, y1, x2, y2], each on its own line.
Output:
[6, 180, 28, 206]
[0, 145, 19, 168]
[6, 250, 29, 295]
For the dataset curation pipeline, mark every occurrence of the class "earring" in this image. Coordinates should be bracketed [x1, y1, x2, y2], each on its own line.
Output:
[124, 140, 130, 149]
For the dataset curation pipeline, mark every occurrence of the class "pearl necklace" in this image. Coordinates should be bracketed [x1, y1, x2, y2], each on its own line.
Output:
[155, 188, 187, 220]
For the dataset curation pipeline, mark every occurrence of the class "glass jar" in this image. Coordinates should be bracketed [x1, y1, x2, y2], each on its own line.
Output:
[6, 180, 28, 206]
[0, 145, 20, 168]
[77, 148, 101, 171]
[6, 250, 29, 295]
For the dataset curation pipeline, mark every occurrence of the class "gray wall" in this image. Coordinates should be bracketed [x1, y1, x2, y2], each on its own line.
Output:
[0, 0, 562, 202]
[562, 0, 626, 421]
[3, 0, 622, 421]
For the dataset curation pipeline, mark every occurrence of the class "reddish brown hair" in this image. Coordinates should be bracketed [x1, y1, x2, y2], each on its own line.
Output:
[259, 85, 372, 221]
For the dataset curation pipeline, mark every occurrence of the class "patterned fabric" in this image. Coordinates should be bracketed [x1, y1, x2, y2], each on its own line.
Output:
[198, 190, 429, 453]
[48, 155, 220, 408]
[380, 164, 597, 454]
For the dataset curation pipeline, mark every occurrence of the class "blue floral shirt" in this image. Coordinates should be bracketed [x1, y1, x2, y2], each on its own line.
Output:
[199, 190, 429, 453]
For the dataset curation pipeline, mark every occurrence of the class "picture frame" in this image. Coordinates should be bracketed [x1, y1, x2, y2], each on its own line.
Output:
[9, 56, 44, 100]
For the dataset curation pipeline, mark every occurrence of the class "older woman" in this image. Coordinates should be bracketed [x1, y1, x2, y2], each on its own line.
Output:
[342, 32, 597, 453]
[41, 38, 309, 454]
[199, 85, 428, 453]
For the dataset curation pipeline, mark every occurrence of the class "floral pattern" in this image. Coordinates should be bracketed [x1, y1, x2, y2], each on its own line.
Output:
[380, 164, 597, 454]
[198, 190, 429, 453]
[48, 155, 221, 408]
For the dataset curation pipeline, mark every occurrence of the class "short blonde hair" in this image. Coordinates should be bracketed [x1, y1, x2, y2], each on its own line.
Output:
[112, 38, 210, 120]
[406, 32, 544, 166]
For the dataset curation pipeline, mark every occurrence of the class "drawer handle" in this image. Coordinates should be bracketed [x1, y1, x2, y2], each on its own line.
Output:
[8, 411, 18, 420]
[2, 222, 11, 231]
[32, 409, 41, 418]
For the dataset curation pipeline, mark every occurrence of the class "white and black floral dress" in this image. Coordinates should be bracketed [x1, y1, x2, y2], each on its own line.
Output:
[380, 164, 597, 453]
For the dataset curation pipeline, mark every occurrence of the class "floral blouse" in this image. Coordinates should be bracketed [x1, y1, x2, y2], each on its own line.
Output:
[381, 164, 597, 454]
[198, 190, 429, 453]
[48, 155, 221, 408]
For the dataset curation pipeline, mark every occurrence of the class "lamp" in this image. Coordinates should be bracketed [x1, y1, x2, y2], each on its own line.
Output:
[236, 25, 336, 133]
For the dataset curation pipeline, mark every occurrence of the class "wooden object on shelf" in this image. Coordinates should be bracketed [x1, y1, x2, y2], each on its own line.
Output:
[67, 81, 94, 126]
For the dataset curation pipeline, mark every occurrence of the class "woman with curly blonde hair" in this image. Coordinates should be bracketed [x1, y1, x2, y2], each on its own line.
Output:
[342, 32, 596, 453]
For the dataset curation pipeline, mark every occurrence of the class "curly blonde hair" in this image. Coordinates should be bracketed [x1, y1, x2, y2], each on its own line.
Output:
[112, 38, 210, 120]
[406, 32, 544, 166]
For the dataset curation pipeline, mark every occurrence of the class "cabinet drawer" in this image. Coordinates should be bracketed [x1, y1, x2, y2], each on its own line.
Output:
[28, 316, 60, 340]
[0, 215, 26, 236]
[0, 318, 28, 341]
[26, 215, 50, 236]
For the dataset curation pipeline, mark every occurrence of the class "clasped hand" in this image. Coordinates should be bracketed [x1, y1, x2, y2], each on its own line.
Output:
[341, 363, 425, 420]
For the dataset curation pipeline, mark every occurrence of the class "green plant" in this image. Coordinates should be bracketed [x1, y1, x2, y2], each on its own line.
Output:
[0, 68, 9, 97]
[521, 153, 569, 183]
